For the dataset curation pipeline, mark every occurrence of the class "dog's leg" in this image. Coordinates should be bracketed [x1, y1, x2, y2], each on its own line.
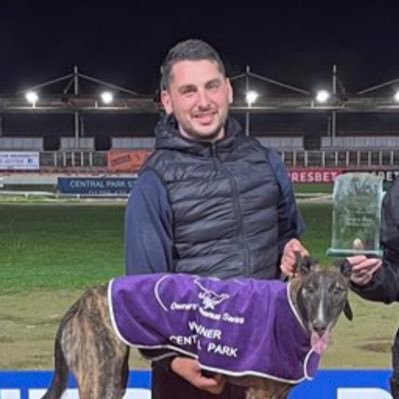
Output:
[275, 385, 292, 399]
[76, 285, 129, 399]
[54, 285, 129, 399]
[92, 349, 130, 399]
[245, 382, 292, 399]
[40, 331, 69, 399]
[120, 350, 130, 394]
[40, 299, 80, 399]
[246, 387, 271, 399]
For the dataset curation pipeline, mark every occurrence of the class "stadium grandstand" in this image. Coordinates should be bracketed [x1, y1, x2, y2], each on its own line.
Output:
[1, 65, 399, 191]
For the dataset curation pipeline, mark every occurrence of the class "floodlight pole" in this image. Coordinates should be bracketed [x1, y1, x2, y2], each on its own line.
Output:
[245, 65, 250, 136]
[0, 116, 2, 136]
[74, 66, 80, 140]
[331, 64, 337, 139]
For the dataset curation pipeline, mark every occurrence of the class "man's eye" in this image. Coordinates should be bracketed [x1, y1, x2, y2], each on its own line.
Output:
[181, 87, 196, 96]
[208, 82, 220, 90]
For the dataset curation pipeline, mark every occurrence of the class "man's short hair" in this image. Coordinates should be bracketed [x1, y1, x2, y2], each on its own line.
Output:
[160, 39, 226, 90]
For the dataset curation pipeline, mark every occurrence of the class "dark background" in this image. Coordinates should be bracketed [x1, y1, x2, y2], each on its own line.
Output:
[1, 0, 399, 148]
[1, 0, 399, 94]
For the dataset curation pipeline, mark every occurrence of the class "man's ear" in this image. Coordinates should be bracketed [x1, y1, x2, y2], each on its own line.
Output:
[161, 90, 173, 115]
[226, 78, 233, 104]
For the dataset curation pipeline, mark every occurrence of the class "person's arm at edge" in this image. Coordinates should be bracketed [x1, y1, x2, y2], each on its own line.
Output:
[350, 179, 399, 303]
[350, 255, 399, 303]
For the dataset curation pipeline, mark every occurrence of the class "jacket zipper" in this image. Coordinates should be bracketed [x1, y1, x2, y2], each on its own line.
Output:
[210, 143, 251, 276]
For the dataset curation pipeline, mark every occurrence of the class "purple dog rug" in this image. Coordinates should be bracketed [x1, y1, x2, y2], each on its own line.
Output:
[108, 274, 320, 384]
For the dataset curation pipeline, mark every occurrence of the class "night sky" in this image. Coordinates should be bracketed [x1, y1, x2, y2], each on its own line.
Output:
[1, 0, 399, 96]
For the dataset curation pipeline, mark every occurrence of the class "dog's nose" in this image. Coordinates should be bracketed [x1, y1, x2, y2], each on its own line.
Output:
[312, 320, 327, 335]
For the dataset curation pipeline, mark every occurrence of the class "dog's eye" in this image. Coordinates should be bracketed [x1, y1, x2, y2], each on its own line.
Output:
[331, 284, 345, 295]
[305, 286, 316, 295]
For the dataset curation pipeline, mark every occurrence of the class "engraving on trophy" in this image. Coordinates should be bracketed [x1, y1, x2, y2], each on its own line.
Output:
[327, 173, 383, 257]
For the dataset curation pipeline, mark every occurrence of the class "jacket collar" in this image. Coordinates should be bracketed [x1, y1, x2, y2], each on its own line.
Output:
[154, 114, 244, 157]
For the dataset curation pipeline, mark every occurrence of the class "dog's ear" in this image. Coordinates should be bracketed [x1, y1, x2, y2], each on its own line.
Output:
[334, 259, 352, 279]
[343, 300, 353, 321]
[333, 259, 353, 320]
[296, 252, 320, 276]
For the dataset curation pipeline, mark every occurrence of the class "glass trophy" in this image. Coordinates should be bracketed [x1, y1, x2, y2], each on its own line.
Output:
[327, 173, 383, 257]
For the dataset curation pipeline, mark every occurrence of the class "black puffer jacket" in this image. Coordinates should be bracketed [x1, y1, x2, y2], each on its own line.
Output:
[142, 115, 283, 279]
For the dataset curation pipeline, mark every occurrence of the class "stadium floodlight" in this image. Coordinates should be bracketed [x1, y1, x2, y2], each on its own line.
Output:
[315, 90, 330, 103]
[100, 91, 114, 104]
[394, 91, 399, 102]
[246, 90, 259, 106]
[25, 91, 39, 105]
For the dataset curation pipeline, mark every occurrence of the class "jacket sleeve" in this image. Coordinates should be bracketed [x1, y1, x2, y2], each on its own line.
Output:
[267, 149, 305, 253]
[124, 170, 174, 275]
[351, 178, 399, 303]
[125, 171, 181, 369]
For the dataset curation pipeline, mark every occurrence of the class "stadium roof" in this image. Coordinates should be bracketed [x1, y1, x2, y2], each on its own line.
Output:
[2, 66, 399, 114]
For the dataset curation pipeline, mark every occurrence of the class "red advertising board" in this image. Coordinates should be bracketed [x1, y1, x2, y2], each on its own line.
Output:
[107, 150, 152, 172]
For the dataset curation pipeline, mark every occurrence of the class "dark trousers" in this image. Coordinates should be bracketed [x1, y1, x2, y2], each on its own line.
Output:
[151, 364, 247, 399]
[391, 329, 399, 399]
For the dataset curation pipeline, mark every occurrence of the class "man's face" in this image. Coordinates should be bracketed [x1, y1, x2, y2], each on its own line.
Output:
[161, 60, 233, 142]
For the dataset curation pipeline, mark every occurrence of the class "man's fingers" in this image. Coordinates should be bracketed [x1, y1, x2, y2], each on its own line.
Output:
[281, 257, 295, 276]
[346, 255, 368, 266]
[351, 272, 371, 285]
[287, 239, 308, 253]
[351, 258, 381, 272]
[351, 259, 382, 285]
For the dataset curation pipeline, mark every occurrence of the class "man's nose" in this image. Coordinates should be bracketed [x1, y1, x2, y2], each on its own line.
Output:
[197, 90, 211, 108]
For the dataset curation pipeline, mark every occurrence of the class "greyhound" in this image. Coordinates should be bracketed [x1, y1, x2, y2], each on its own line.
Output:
[41, 256, 352, 399]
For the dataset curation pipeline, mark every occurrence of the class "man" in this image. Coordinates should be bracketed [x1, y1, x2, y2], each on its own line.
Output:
[125, 39, 307, 399]
[349, 177, 399, 398]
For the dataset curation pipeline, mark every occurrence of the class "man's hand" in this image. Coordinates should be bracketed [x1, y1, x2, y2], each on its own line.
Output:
[346, 255, 383, 286]
[171, 357, 226, 394]
[280, 238, 309, 277]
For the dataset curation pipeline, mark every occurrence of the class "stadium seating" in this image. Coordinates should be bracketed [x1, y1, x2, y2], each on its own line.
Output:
[256, 136, 304, 150]
[60, 137, 95, 151]
[0, 137, 43, 150]
[111, 137, 154, 149]
[321, 136, 399, 149]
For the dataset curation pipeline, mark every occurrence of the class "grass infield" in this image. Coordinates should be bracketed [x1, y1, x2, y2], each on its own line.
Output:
[0, 200, 398, 370]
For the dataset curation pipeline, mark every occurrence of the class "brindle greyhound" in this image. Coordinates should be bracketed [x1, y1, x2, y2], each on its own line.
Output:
[41, 255, 352, 399]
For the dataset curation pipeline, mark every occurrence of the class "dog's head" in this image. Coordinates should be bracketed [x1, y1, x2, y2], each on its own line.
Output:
[293, 253, 352, 355]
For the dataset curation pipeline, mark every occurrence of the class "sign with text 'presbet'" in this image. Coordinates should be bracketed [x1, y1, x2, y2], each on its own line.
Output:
[289, 168, 343, 183]
[0, 370, 393, 399]
[288, 168, 399, 184]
